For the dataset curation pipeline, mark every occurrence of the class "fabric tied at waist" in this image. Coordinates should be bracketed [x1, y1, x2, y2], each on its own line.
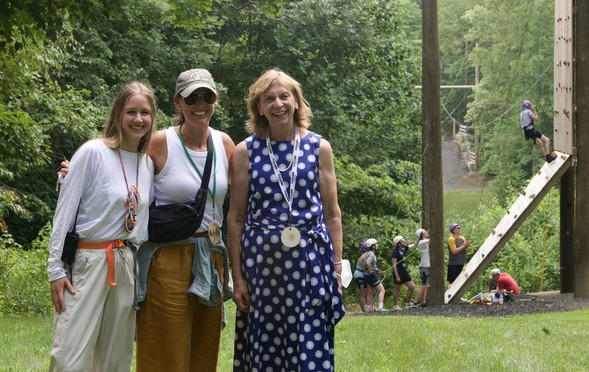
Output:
[301, 228, 333, 314]
[78, 240, 126, 286]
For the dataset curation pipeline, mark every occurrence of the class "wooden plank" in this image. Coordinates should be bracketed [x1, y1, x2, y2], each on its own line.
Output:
[445, 152, 571, 303]
[553, 0, 573, 154]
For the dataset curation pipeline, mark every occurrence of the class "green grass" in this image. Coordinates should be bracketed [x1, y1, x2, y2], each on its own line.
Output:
[336, 310, 589, 371]
[0, 316, 52, 371]
[444, 189, 494, 222]
[3, 303, 589, 371]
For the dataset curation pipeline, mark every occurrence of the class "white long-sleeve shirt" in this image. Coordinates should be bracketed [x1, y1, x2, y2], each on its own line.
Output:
[418, 239, 430, 268]
[47, 139, 154, 282]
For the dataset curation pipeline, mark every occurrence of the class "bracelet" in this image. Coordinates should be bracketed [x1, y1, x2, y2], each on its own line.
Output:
[334, 261, 342, 265]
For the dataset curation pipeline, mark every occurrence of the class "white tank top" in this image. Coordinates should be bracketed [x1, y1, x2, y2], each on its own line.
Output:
[154, 126, 229, 232]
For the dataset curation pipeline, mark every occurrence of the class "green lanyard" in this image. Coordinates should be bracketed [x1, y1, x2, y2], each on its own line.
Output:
[177, 124, 217, 207]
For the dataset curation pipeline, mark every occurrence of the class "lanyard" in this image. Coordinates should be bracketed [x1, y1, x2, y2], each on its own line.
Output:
[118, 151, 140, 232]
[178, 125, 217, 210]
[266, 127, 300, 223]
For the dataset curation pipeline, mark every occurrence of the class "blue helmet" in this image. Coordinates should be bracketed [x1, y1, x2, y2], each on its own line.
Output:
[522, 100, 533, 109]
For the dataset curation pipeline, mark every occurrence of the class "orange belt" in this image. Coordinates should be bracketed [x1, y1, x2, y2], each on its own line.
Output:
[192, 232, 209, 239]
[78, 240, 126, 286]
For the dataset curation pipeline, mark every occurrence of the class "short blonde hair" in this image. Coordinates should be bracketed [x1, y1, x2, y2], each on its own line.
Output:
[245, 68, 312, 136]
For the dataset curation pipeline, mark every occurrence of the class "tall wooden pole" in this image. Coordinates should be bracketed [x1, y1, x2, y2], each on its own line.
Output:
[560, 170, 574, 292]
[556, 0, 575, 293]
[573, 0, 589, 297]
[421, 0, 444, 304]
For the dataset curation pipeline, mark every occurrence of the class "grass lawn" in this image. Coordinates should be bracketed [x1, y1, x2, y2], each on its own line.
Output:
[3, 302, 589, 371]
[444, 189, 494, 222]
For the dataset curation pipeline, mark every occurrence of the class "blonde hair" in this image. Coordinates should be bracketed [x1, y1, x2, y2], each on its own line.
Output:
[245, 68, 312, 136]
[102, 82, 157, 153]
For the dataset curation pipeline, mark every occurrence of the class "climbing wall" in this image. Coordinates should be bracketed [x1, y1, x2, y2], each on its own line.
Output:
[445, 151, 572, 303]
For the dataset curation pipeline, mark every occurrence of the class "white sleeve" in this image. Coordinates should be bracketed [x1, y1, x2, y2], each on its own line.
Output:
[47, 142, 96, 282]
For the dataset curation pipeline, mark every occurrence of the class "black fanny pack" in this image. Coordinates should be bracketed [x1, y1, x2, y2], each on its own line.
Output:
[148, 130, 213, 243]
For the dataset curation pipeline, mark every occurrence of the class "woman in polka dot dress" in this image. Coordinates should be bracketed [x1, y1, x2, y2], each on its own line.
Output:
[228, 68, 345, 371]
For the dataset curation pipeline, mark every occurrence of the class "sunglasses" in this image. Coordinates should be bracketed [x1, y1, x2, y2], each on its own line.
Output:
[184, 91, 217, 105]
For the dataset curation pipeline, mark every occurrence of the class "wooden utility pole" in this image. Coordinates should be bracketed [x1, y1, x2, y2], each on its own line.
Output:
[555, 1, 575, 293]
[573, 0, 589, 297]
[421, 0, 444, 304]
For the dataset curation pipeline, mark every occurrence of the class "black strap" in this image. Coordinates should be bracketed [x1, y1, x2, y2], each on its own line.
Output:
[196, 132, 214, 201]
[71, 205, 80, 234]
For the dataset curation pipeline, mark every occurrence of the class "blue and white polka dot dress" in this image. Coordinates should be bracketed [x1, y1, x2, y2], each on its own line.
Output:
[233, 132, 345, 372]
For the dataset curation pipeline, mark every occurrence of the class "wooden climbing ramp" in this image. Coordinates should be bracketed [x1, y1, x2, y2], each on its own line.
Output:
[445, 151, 572, 304]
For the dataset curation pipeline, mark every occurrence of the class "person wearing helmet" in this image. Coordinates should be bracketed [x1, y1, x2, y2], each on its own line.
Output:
[353, 241, 371, 312]
[362, 238, 386, 312]
[447, 224, 470, 286]
[520, 100, 555, 163]
[390, 235, 419, 310]
[414, 228, 431, 307]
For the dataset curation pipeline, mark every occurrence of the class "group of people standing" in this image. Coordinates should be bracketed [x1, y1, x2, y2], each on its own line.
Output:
[48, 68, 344, 371]
[353, 228, 431, 312]
[353, 222, 520, 311]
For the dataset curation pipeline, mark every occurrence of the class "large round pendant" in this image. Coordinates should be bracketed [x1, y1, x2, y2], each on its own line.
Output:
[281, 226, 301, 248]
[208, 221, 221, 244]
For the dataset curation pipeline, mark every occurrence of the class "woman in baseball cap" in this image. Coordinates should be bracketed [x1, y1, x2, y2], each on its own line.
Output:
[447, 223, 470, 286]
[135, 68, 235, 371]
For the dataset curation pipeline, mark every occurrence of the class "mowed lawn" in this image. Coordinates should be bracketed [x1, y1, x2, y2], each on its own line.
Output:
[2, 302, 589, 371]
[444, 189, 493, 222]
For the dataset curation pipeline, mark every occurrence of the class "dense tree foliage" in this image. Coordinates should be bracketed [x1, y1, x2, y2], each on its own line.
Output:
[1, 0, 423, 250]
[0, 0, 565, 312]
[439, 0, 554, 202]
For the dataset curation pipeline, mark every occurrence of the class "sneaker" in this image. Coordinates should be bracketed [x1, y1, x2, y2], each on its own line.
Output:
[393, 305, 402, 311]
[407, 301, 418, 308]
[546, 153, 555, 163]
[420, 302, 427, 308]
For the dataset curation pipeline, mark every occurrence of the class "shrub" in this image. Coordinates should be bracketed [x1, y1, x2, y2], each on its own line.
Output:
[0, 225, 52, 316]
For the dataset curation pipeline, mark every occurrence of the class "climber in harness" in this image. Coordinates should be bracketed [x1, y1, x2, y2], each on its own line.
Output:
[520, 100, 555, 163]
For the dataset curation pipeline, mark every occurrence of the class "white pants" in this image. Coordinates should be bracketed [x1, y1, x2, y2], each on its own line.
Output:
[49, 246, 136, 372]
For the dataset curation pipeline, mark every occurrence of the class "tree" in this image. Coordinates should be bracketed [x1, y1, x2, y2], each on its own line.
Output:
[462, 1, 554, 202]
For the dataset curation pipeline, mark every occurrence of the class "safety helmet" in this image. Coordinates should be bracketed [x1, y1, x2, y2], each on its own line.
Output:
[365, 238, 378, 249]
[359, 241, 367, 252]
[522, 100, 533, 109]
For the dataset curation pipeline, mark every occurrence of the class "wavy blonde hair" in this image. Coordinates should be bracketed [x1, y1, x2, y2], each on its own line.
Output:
[245, 68, 312, 136]
[102, 82, 157, 153]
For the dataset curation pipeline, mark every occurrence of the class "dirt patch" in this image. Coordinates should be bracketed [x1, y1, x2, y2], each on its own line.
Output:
[348, 292, 589, 318]
[443, 139, 489, 191]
